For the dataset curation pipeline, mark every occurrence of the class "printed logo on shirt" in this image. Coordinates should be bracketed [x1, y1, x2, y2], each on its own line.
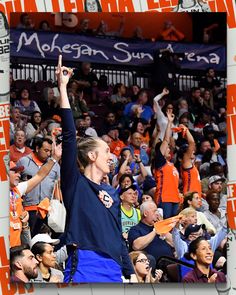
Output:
[98, 190, 114, 208]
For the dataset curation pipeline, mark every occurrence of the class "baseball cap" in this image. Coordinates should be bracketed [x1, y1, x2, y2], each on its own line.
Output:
[143, 176, 156, 192]
[85, 127, 98, 138]
[30, 234, 60, 248]
[208, 175, 225, 186]
[10, 161, 24, 172]
[184, 224, 206, 239]
[120, 184, 137, 195]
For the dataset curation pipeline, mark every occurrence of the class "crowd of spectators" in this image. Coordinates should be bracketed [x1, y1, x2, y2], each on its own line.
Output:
[10, 15, 227, 284]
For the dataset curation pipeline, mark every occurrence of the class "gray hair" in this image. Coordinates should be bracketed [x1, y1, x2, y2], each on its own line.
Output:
[140, 200, 156, 216]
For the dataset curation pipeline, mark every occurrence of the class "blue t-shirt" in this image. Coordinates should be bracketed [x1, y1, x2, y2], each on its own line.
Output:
[128, 221, 174, 262]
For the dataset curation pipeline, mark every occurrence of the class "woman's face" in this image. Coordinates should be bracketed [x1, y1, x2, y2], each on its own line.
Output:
[191, 240, 213, 266]
[33, 113, 42, 124]
[137, 122, 144, 134]
[135, 253, 150, 278]
[189, 193, 201, 209]
[21, 89, 29, 99]
[48, 88, 54, 99]
[121, 176, 132, 189]
[40, 244, 56, 268]
[203, 91, 211, 100]
[93, 139, 112, 175]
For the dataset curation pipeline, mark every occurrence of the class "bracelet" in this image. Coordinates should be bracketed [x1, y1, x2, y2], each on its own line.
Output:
[49, 156, 57, 163]
[22, 222, 29, 229]
[136, 160, 142, 164]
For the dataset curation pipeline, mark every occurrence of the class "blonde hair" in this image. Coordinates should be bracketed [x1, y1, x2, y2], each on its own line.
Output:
[77, 137, 102, 168]
[179, 207, 196, 217]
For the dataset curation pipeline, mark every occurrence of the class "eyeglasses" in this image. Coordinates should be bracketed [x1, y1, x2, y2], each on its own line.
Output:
[136, 258, 150, 264]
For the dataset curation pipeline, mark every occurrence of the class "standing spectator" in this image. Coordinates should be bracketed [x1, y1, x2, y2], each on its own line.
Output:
[17, 137, 60, 236]
[153, 110, 180, 218]
[56, 56, 135, 283]
[160, 20, 185, 41]
[10, 245, 39, 283]
[128, 132, 149, 166]
[10, 130, 32, 163]
[77, 18, 94, 35]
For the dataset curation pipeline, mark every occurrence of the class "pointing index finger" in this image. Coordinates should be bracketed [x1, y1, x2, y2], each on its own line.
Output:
[58, 55, 62, 68]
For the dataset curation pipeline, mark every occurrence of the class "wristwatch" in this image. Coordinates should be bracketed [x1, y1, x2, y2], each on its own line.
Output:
[49, 157, 57, 163]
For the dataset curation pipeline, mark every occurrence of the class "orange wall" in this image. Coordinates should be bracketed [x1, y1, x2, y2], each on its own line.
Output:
[11, 12, 193, 41]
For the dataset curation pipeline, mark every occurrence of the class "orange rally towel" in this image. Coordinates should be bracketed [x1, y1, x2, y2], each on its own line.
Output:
[172, 126, 187, 137]
[37, 198, 50, 219]
[154, 214, 183, 234]
[213, 139, 220, 152]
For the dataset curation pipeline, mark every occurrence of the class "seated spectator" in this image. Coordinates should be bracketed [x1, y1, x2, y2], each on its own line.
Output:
[39, 20, 51, 31]
[129, 251, 163, 283]
[130, 84, 141, 102]
[201, 162, 226, 194]
[10, 245, 39, 283]
[73, 62, 98, 99]
[77, 18, 94, 36]
[204, 191, 226, 233]
[120, 185, 141, 240]
[203, 175, 227, 213]
[10, 129, 32, 163]
[124, 89, 153, 122]
[68, 90, 89, 120]
[182, 192, 216, 235]
[132, 26, 144, 41]
[182, 237, 226, 283]
[93, 74, 113, 104]
[25, 111, 48, 140]
[128, 201, 174, 266]
[16, 13, 34, 29]
[172, 221, 227, 260]
[202, 89, 214, 111]
[38, 87, 60, 120]
[10, 107, 26, 143]
[159, 20, 185, 42]
[31, 241, 64, 282]
[14, 88, 41, 118]
[178, 208, 197, 238]
[95, 17, 125, 37]
[110, 83, 128, 104]
[199, 68, 221, 92]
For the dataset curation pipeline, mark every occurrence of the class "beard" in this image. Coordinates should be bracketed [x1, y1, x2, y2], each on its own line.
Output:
[23, 265, 38, 279]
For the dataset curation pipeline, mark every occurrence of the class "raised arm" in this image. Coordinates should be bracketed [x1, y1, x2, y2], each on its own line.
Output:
[182, 126, 196, 169]
[160, 109, 175, 156]
[56, 55, 80, 209]
[26, 140, 61, 194]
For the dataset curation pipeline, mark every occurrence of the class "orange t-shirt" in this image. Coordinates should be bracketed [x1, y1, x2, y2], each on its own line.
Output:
[109, 139, 126, 157]
[154, 161, 180, 204]
[10, 187, 24, 248]
[181, 165, 202, 196]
